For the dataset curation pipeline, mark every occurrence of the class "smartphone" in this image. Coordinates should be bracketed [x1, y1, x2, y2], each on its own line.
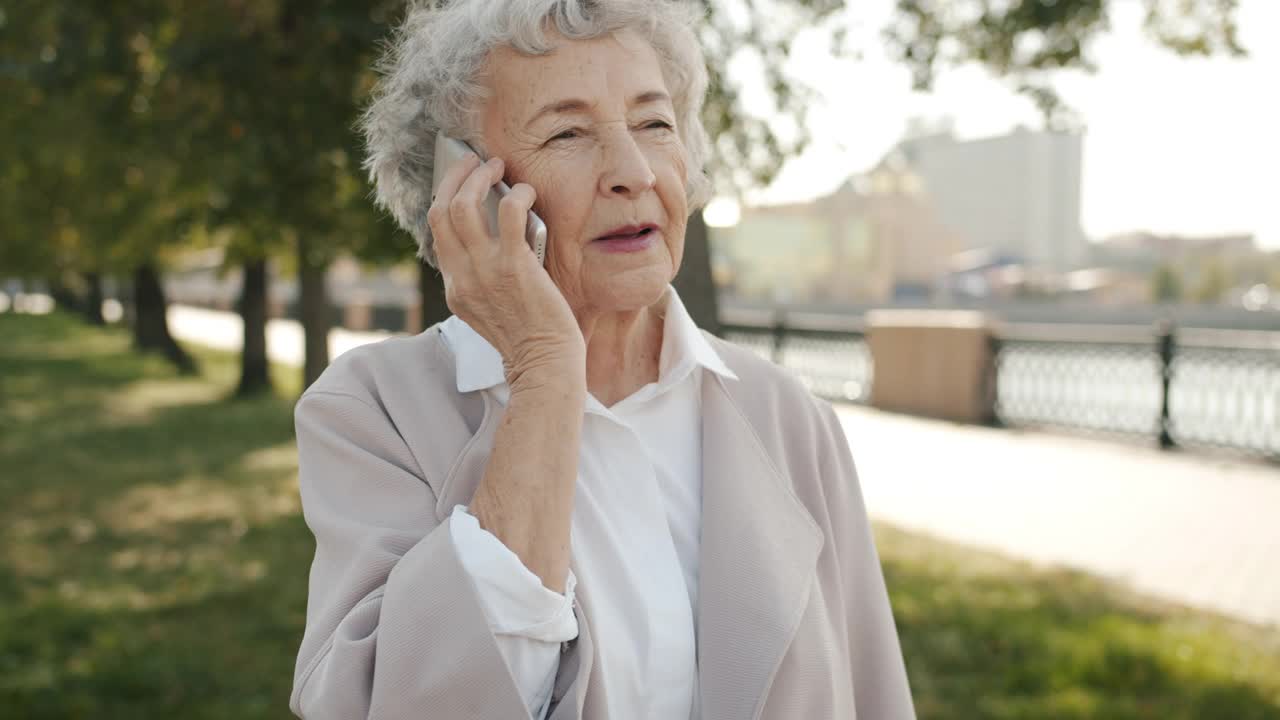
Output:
[431, 133, 548, 266]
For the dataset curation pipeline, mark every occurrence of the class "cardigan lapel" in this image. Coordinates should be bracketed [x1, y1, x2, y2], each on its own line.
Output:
[695, 373, 825, 720]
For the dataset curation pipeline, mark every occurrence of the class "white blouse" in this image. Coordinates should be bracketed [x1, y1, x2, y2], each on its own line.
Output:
[440, 285, 737, 719]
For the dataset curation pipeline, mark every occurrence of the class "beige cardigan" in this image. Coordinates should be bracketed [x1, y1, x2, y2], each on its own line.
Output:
[290, 325, 915, 719]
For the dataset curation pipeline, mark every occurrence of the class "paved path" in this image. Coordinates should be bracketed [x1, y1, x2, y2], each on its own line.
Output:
[168, 304, 391, 368]
[170, 304, 1280, 628]
[834, 403, 1280, 628]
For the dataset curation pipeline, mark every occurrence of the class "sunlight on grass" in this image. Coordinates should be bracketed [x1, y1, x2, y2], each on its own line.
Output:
[99, 378, 227, 424]
[238, 443, 301, 473]
[104, 464, 299, 536]
[1, 313, 313, 718]
[875, 523, 1280, 719]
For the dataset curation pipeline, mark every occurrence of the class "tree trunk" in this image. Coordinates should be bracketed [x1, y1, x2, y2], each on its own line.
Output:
[47, 275, 81, 315]
[419, 260, 451, 330]
[83, 272, 105, 325]
[673, 211, 721, 335]
[132, 263, 196, 373]
[236, 257, 272, 396]
[298, 236, 330, 390]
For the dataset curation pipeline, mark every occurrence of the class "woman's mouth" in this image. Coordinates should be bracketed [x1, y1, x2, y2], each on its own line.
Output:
[593, 225, 659, 253]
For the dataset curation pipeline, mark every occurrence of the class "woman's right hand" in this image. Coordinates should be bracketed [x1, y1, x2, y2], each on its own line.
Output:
[431, 154, 584, 596]
[428, 152, 585, 390]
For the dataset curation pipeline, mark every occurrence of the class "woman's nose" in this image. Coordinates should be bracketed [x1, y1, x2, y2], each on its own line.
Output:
[597, 129, 656, 198]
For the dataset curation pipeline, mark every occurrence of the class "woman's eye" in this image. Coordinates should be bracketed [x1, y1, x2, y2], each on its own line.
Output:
[644, 121, 674, 131]
[549, 129, 581, 142]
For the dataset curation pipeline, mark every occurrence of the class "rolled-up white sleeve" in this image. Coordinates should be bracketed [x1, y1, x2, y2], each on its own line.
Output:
[450, 504, 579, 719]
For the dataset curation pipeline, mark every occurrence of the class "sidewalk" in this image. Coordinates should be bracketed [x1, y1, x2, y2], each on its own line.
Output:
[169, 304, 1280, 628]
[168, 304, 392, 368]
[834, 403, 1280, 628]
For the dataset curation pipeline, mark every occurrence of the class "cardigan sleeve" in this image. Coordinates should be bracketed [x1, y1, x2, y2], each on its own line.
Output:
[289, 388, 569, 719]
[816, 400, 917, 719]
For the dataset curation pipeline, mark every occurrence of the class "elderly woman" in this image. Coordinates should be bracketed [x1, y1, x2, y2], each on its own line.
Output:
[289, 1, 913, 718]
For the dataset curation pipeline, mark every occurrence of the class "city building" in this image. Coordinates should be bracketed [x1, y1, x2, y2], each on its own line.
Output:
[1089, 231, 1264, 305]
[1090, 231, 1258, 271]
[712, 122, 1091, 304]
[711, 169, 959, 304]
[889, 121, 1089, 272]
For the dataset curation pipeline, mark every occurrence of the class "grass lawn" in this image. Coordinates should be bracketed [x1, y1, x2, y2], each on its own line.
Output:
[1, 311, 1278, 719]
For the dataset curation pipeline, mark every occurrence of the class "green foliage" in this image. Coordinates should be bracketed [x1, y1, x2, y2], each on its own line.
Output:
[0, 0, 407, 280]
[150, 1, 406, 266]
[0, 2, 214, 277]
[696, 0, 845, 194]
[1192, 257, 1231, 304]
[883, 0, 1245, 129]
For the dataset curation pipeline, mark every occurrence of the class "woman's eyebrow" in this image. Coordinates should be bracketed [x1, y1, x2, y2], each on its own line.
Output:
[526, 98, 593, 128]
[631, 90, 671, 108]
[524, 90, 672, 129]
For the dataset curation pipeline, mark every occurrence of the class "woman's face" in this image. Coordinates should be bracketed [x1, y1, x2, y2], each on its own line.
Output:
[479, 29, 689, 316]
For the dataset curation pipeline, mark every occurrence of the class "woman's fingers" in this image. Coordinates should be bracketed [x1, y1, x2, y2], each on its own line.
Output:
[498, 182, 538, 257]
[427, 152, 481, 266]
[449, 157, 505, 253]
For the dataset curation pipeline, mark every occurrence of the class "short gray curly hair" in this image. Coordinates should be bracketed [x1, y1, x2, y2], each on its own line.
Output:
[359, 0, 713, 268]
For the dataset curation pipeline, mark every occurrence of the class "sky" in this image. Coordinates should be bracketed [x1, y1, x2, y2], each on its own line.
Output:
[722, 0, 1280, 249]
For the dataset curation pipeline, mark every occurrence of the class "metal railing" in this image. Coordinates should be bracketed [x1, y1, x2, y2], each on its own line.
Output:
[990, 323, 1167, 441]
[721, 308, 871, 404]
[719, 309, 1280, 459]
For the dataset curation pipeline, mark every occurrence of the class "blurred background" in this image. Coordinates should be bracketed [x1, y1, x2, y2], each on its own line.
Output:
[2, 0, 1278, 718]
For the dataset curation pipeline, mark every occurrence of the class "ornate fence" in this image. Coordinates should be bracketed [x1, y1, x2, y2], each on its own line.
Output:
[720, 310, 1280, 459]
[721, 309, 871, 404]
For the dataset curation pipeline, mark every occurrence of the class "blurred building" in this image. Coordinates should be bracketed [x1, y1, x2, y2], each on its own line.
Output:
[713, 122, 1092, 305]
[1090, 231, 1258, 271]
[712, 168, 960, 304]
[1089, 231, 1268, 305]
[942, 247, 1027, 300]
[891, 121, 1089, 273]
[1059, 268, 1151, 305]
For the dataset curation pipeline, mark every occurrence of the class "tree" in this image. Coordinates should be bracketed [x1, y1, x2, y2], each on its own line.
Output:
[157, 0, 404, 393]
[882, 0, 1245, 130]
[0, 0, 198, 370]
[687, 0, 846, 332]
[1151, 263, 1183, 303]
[1192, 257, 1229, 305]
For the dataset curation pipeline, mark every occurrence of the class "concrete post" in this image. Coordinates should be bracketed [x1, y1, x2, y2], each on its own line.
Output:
[406, 295, 423, 335]
[343, 292, 372, 331]
[866, 309, 997, 423]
